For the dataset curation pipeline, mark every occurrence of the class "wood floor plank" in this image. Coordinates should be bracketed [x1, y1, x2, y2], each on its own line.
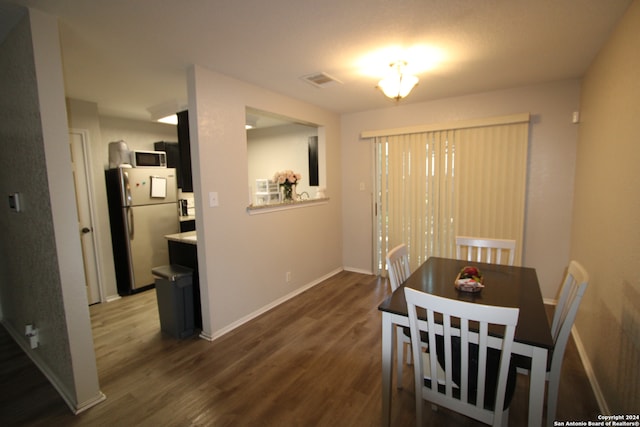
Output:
[1, 270, 600, 426]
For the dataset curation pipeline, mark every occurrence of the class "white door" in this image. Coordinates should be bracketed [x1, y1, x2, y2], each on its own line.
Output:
[69, 129, 102, 305]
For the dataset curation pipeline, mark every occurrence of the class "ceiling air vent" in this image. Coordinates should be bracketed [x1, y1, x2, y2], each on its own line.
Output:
[301, 72, 342, 88]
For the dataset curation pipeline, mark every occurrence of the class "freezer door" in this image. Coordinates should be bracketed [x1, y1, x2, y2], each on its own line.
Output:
[120, 167, 178, 206]
[125, 203, 180, 289]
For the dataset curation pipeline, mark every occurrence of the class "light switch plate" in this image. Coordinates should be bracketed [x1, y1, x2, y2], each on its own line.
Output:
[209, 191, 219, 207]
[8, 193, 21, 212]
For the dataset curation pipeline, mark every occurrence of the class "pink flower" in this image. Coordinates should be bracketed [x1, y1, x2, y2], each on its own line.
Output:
[273, 170, 302, 185]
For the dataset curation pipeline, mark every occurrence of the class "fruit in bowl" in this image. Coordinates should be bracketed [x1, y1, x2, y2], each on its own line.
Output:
[455, 266, 484, 292]
[460, 266, 481, 281]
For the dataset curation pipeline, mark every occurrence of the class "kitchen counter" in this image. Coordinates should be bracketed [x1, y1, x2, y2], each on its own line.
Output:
[246, 197, 329, 215]
[179, 215, 196, 222]
[165, 230, 197, 245]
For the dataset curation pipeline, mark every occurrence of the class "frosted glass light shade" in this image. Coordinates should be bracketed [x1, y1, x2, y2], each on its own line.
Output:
[377, 62, 419, 100]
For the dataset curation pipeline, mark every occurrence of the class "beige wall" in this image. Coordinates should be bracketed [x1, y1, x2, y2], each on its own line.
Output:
[341, 80, 581, 299]
[247, 123, 319, 201]
[67, 99, 180, 301]
[0, 7, 102, 412]
[571, 0, 640, 414]
[187, 66, 343, 338]
[6, 1, 636, 416]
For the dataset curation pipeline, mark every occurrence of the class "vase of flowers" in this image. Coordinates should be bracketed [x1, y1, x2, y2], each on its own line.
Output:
[273, 170, 302, 201]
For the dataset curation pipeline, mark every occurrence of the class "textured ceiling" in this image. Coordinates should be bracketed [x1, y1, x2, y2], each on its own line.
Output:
[3, 0, 633, 121]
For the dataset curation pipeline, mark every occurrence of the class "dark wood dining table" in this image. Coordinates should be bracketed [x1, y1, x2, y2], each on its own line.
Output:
[378, 257, 554, 426]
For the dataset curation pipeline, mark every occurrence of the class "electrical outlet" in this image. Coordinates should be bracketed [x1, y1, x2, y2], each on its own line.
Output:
[286, 271, 292, 282]
[25, 324, 39, 349]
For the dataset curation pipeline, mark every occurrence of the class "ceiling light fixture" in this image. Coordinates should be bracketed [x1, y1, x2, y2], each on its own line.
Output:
[377, 61, 419, 101]
[157, 114, 178, 125]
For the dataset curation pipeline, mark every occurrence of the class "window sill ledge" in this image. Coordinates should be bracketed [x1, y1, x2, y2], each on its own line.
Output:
[246, 198, 329, 215]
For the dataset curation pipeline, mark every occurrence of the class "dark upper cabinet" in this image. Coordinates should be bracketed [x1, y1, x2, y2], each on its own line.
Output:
[154, 141, 182, 188]
[177, 110, 193, 192]
[180, 219, 196, 232]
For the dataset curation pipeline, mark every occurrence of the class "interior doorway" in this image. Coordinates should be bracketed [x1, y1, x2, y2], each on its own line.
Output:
[69, 128, 103, 305]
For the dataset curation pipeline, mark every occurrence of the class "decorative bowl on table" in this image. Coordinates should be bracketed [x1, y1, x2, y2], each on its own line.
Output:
[454, 266, 484, 293]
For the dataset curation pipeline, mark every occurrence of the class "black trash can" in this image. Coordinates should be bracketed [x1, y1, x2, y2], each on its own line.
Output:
[151, 264, 195, 339]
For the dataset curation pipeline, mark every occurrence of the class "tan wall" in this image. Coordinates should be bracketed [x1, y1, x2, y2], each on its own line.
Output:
[187, 66, 342, 338]
[341, 80, 581, 299]
[571, 0, 640, 413]
[0, 7, 102, 411]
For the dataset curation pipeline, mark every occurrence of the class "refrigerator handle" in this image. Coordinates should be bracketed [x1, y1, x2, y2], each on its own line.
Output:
[127, 207, 134, 239]
[123, 170, 133, 206]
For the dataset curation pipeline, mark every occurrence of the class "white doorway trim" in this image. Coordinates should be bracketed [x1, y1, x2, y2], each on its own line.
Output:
[69, 128, 105, 304]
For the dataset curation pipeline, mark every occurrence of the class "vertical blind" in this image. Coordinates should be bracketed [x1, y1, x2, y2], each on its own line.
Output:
[372, 115, 529, 274]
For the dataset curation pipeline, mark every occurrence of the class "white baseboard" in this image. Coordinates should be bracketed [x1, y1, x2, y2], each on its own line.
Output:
[198, 330, 215, 341]
[343, 266, 374, 275]
[104, 294, 121, 303]
[205, 267, 344, 341]
[0, 319, 106, 414]
[571, 326, 609, 415]
[74, 391, 107, 415]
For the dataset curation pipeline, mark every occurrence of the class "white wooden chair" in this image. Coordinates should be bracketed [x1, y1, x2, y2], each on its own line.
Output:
[516, 260, 589, 423]
[455, 236, 516, 266]
[405, 287, 519, 427]
[385, 244, 413, 387]
[386, 244, 411, 292]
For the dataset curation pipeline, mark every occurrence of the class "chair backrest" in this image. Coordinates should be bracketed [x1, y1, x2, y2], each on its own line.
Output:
[549, 261, 589, 372]
[404, 287, 519, 426]
[455, 236, 516, 266]
[386, 244, 410, 291]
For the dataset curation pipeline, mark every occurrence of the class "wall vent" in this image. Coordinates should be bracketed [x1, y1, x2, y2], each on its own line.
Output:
[301, 72, 342, 88]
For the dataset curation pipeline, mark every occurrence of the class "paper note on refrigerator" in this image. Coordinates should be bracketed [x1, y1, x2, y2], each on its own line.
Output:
[150, 176, 167, 198]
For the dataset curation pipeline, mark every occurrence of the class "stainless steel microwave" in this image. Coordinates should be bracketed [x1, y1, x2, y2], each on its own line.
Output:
[131, 150, 167, 168]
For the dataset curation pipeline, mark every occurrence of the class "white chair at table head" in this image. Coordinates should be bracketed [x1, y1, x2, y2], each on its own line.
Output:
[455, 236, 516, 266]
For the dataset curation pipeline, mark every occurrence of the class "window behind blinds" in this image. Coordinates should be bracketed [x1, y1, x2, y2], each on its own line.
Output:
[371, 115, 529, 274]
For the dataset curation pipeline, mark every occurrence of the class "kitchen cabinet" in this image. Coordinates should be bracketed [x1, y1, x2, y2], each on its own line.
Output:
[154, 141, 182, 188]
[177, 110, 193, 192]
[180, 219, 196, 232]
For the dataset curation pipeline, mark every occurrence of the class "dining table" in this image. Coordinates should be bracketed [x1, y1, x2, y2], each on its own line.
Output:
[378, 256, 554, 426]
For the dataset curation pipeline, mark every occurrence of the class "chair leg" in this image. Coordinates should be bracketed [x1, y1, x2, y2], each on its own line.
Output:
[396, 328, 404, 388]
[415, 393, 423, 427]
[501, 407, 509, 426]
[547, 374, 560, 424]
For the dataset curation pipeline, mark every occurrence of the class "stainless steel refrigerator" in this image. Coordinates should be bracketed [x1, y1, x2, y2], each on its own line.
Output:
[106, 167, 179, 295]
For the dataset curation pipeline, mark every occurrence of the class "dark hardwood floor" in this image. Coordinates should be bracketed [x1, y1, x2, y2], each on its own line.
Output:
[1, 271, 600, 426]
